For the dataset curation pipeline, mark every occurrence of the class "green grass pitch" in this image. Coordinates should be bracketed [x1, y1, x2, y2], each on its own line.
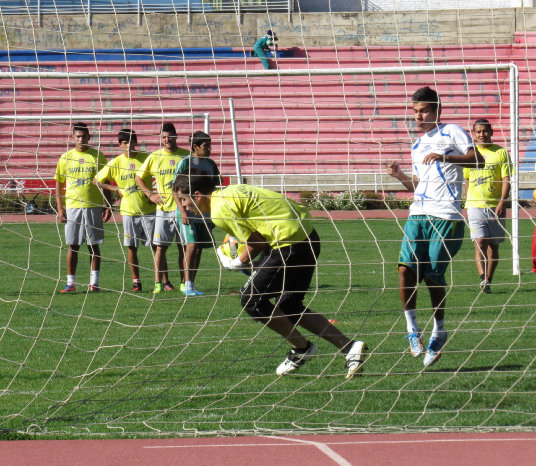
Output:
[1, 216, 536, 438]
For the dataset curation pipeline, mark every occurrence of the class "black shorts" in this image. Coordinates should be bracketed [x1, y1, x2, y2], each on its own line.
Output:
[240, 229, 320, 323]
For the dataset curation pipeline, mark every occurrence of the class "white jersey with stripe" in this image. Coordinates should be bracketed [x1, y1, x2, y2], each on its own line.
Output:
[409, 123, 474, 220]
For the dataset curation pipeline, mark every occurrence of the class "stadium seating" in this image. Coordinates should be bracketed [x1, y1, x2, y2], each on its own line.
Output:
[0, 42, 534, 192]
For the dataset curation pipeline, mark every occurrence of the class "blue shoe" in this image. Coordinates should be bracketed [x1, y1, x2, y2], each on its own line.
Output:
[60, 284, 76, 294]
[183, 284, 204, 296]
[406, 332, 423, 357]
[423, 335, 447, 367]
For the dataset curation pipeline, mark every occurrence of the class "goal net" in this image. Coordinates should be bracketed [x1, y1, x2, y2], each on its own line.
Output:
[1, 3, 535, 438]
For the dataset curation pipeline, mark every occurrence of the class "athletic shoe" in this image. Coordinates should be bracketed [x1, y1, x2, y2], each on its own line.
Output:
[153, 283, 163, 294]
[345, 340, 367, 379]
[183, 284, 204, 297]
[179, 283, 185, 293]
[89, 285, 100, 293]
[163, 282, 175, 291]
[423, 334, 447, 367]
[60, 284, 76, 294]
[406, 332, 424, 357]
[131, 282, 142, 293]
[480, 279, 492, 294]
[276, 342, 318, 375]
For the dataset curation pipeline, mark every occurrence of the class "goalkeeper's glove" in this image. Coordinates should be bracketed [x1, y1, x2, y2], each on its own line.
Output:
[228, 256, 249, 271]
[216, 247, 250, 272]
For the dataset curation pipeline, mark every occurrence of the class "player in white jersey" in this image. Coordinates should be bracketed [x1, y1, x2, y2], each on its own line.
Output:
[387, 86, 484, 367]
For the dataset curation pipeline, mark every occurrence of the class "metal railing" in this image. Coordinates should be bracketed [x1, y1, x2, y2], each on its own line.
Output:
[0, 0, 292, 14]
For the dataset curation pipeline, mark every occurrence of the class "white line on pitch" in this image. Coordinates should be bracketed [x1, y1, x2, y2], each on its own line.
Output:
[143, 436, 536, 449]
[274, 436, 352, 466]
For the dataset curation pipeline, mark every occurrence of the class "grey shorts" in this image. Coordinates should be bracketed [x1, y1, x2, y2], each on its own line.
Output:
[153, 210, 182, 246]
[468, 207, 506, 244]
[65, 207, 104, 246]
[123, 214, 155, 247]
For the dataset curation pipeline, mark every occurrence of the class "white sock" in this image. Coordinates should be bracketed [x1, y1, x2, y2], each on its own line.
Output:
[67, 275, 75, 286]
[90, 270, 100, 286]
[432, 318, 446, 338]
[404, 310, 421, 334]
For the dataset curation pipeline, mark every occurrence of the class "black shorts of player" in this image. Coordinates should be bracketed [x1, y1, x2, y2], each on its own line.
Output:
[240, 229, 320, 324]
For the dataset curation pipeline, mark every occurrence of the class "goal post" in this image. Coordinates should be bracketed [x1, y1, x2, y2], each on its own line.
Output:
[2, 63, 519, 273]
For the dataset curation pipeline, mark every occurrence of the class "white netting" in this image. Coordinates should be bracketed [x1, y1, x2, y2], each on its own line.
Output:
[1, 4, 536, 438]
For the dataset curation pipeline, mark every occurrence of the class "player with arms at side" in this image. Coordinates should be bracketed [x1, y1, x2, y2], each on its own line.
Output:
[464, 119, 512, 294]
[55, 122, 112, 293]
[95, 129, 157, 292]
[172, 170, 367, 378]
[174, 131, 222, 296]
[135, 122, 190, 294]
[387, 87, 484, 366]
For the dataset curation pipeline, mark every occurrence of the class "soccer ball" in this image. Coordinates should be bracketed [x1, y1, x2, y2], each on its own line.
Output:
[219, 235, 246, 260]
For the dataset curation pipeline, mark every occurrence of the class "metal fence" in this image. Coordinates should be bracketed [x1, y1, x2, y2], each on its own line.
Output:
[0, 0, 292, 15]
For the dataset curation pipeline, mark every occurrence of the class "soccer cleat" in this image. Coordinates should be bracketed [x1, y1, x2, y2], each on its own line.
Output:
[183, 284, 204, 297]
[345, 340, 367, 379]
[89, 285, 100, 293]
[131, 281, 142, 293]
[60, 284, 76, 294]
[163, 282, 175, 291]
[406, 332, 424, 357]
[480, 279, 492, 294]
[153, 283, 163, 294]
[179, 283, 185, 293]
[423, 334, 447, 367]
[276, 342, 318, 375]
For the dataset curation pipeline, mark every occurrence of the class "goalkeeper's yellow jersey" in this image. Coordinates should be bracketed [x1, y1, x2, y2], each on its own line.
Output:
[210, 184, 313, 249]
[463, 144, 513, 209]
[135, 147, 189, 212]
[54, 148, 107, 209]
[96, 152, 156, 216]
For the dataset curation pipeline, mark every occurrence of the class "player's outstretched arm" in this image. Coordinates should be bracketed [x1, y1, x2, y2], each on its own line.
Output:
[423, 147, 484, 168]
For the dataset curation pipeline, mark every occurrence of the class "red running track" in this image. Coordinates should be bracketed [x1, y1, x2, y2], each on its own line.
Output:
[2, 432, 536, 465]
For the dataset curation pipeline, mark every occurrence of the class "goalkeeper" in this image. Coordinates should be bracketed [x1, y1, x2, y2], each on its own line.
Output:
[172, 169, 367, 378]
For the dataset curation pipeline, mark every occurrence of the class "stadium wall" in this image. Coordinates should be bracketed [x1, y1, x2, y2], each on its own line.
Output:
[1, 9, 535, 49]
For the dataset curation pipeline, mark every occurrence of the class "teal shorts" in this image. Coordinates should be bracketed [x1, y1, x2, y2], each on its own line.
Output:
[177, 211, 214, 248]
[399, 215, 465, 286]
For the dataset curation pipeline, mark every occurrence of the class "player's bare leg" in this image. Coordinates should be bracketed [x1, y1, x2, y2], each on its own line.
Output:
[183, 244, 203, 295]
[399, 265, 418, 310]
[183, 243, 197, 283]
[264, 308, 309, 349]
[474, 237, 488, 279]
[127, 246, 139, 279]
[177, 243, 185, 285]
[66, 244, 80, 276]
[486, 243, 500, 283]
[424, 279, 447, 366]
[87, 244, 101, 291]
[295, 310, 352, 350]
